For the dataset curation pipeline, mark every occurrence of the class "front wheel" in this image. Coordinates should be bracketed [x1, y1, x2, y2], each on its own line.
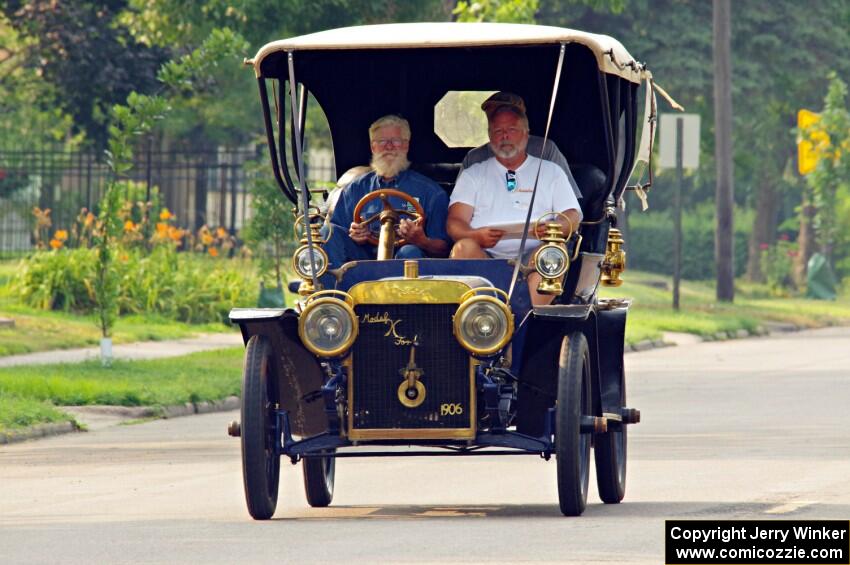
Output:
[303, 452, 335, 507]
[240, 335, 280, 520]
[556, 332, 592, 516]
[594, 371, 627, 504]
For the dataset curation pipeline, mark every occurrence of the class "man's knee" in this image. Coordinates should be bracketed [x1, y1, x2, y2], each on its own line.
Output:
[396, 244, 425, 259]
[450, 238, 486, 259]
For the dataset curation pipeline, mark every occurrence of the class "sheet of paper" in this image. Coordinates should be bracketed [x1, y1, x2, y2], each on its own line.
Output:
[483, 221, 535, 240]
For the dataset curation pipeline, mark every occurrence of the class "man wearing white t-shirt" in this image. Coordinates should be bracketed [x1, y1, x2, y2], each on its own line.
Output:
[447, 104, 582, 305]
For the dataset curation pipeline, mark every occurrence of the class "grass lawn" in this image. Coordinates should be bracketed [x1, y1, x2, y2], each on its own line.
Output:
[0, 347, 243, 409]
[604, 270, 850, 343]
[0, 260, 237, 356]
[0, 395, 73, 434]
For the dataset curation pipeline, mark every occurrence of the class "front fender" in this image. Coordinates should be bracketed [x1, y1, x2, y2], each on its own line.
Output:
[229, 307, 328, 437]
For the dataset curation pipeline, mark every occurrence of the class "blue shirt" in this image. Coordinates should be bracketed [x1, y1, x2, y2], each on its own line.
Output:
[330, 169, 450, 247]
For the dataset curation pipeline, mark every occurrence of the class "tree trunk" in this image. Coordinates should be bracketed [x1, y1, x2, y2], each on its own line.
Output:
[745, 174, 779, 282]
[713, 0, 735, 301]
[794, 198, 817, 287]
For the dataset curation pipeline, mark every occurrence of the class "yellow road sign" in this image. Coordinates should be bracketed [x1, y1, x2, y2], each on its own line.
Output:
[797, 109, 822, 175]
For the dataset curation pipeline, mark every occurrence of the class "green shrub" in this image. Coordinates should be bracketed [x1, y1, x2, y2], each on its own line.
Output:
[760, 240, 798, 296]
[14, 247, 257, 324]
[117, 247, 257, 323]
[626, 204, 752, 280]
[16, 249, 99, 311]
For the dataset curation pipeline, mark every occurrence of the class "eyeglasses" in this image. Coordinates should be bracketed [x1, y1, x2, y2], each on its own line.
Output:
[505, 169, 517, 192]
[371, 137, 409, 149]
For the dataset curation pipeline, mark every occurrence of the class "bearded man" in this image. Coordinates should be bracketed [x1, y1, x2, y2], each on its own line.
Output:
[324, 115, 450, 268]
[447, 103, 582, 305]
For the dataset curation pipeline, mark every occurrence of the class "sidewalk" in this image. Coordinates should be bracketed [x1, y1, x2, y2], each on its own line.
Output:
[0, 332, 243, 367]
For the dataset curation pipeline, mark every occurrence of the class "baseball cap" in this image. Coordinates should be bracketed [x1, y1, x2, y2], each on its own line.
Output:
[481, 92, 527, 118]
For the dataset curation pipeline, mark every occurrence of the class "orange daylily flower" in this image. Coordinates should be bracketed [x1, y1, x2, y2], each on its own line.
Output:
[156, 222, 168, 234]
[208, 247, 219, 257]
[54, 229, 68, 241]
[49, 238, 63, 249]
[201, 232, 214, 245]
[159, 209, 173, 221]
[124, 220, 136, 232]
[216, 227, 228, 238]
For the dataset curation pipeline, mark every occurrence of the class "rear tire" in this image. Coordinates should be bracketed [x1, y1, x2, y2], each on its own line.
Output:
[240, 335, 280, 520]
[594, 371, 627, 504]
[303, 452, 335, 507]
[556, 332, 592, 516]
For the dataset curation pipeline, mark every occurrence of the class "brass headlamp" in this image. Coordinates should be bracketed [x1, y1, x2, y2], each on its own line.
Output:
[453, 288, 514, 357]
[292, 210, 329, 296]
[297, 290, 358, 358]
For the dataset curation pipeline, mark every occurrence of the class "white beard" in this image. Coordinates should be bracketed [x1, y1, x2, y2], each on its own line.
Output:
[490, 137, 529, 160]
[371, 152, 411, 179]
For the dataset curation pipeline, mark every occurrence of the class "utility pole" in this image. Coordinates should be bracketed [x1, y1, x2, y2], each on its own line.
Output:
[673, 118, 683, 310]
[713, 0, 735, 301]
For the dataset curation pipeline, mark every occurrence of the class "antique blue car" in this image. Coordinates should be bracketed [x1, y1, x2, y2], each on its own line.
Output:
[229, 22, 663, 519]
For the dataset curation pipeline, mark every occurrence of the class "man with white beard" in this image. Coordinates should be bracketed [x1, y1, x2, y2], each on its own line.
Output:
[447, 103, 582, 305]
[324, 115, 450, 268]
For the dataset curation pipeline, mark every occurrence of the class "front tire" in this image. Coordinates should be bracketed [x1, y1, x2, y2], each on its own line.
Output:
[594, 370, 627, 504]
[240, 335, 280, 520]
[556, 332, 592, 516]
[303, 452, 335, 507]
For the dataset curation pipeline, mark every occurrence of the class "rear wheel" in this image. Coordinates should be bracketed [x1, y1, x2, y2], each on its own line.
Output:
[240, 335, 280, 520]
[303, 452, 335, 507]
[556, 332, 592, 516]
[594, 371, 627, 504]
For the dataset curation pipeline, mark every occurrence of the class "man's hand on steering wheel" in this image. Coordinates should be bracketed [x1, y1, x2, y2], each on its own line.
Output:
[352, 188, 426, 247]
[397, 218, 425, 246]
[349, 221, 371, 244]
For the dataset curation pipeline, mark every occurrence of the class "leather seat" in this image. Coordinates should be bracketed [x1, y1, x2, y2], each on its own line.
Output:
[567, 163, 607, 221]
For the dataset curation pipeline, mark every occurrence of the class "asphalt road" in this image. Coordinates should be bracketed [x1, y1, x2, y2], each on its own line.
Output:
[2, 327, 849, 564]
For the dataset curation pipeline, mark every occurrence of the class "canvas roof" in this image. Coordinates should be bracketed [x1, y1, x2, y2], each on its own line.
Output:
[249, 22, 645, 83]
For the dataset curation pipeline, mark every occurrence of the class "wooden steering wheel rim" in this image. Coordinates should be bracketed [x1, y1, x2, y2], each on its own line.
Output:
[352, 188, 426, 247]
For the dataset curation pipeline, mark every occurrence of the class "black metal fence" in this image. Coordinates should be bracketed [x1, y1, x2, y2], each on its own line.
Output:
[0, 144, 335, 256]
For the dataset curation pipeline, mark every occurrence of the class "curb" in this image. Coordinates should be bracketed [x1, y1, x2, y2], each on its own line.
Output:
[0, 395, 241, 446]
[0, 421, 80, 445]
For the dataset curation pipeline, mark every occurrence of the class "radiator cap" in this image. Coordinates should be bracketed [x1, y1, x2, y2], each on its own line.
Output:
[404, 260, 419, 279]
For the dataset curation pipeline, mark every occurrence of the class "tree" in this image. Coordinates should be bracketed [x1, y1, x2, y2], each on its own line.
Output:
[92, 28, 248, 360]
[713, 0, 734, 301]
[0, 16, 80, 148]
[454, 0, 539, 22]
[797, 74, 850, 271]
[1, 1, 168, 148]
[538, 0, 850, 285]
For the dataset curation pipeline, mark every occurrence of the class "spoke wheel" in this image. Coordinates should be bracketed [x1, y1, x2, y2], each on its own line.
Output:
[240, 335, 280, 520]
[556, 332, 591, 517]
[594, 370, 627, 504]
[303, 451, 336, 507]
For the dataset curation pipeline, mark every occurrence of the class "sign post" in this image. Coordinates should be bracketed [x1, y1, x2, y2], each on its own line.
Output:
[659, 113, 701, 310]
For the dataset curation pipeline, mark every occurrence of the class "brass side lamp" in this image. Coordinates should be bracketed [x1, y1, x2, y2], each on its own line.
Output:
[600, 228, 626, 287]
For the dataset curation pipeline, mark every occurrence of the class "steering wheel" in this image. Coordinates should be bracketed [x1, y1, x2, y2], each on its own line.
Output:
[352, 188, 426, 247]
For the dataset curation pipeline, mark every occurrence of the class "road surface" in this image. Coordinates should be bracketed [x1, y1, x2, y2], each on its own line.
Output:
[1, 327, 849, 564]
